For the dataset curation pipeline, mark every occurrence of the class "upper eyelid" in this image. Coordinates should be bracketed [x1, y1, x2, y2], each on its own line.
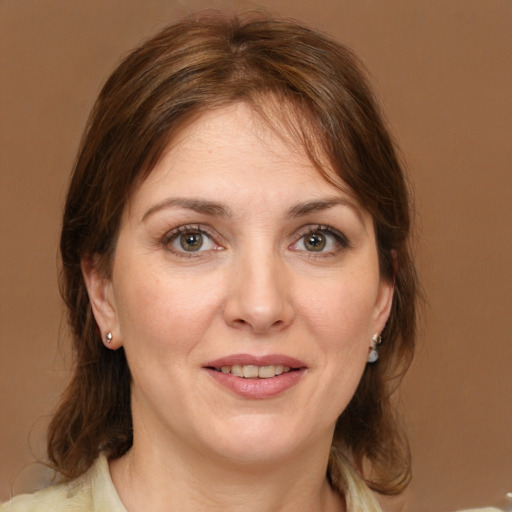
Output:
[294, 224, 350, 243]
[164, 224, 215, 240]
[295, 224, 338, 235]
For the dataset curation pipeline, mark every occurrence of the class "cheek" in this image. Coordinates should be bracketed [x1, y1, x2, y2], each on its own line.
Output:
[301, 276, 378, 344]
[288, 279, 377, 432]
[298, 272, 379, 387]
[113, 263, 224, 354]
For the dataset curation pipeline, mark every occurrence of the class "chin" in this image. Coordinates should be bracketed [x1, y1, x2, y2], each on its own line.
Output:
[195, 414, 321, 466]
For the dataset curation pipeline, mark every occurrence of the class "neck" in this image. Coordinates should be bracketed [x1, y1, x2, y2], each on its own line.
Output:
[110, 430, 345, 512]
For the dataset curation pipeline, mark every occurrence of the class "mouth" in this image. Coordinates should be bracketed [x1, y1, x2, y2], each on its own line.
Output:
[204, 354, 306, 399]
[204, 354, 307, 380]
[208, 364, 295, 379]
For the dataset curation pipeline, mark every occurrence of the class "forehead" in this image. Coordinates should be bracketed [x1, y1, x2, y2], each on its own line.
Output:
[128, 102, 367, 224]
[170, 106, 312, 175]
[150, 104, 343, 187]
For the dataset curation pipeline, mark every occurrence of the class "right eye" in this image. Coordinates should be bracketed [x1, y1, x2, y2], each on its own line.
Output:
[165, 226, 219, 255]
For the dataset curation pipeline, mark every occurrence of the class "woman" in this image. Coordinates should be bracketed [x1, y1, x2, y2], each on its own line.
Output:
[3, 12, 426, 512]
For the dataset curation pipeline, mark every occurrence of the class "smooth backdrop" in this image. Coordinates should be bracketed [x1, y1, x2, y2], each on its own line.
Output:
[1, 1, 511, 510]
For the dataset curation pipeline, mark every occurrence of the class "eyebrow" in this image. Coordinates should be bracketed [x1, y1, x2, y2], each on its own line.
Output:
[286, 197, 364, 223]
[141, 196, 364, 224]
[141, 198, 232, 222]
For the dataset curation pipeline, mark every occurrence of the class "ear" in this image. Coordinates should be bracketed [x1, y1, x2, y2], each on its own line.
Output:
[372, 277, 394, 335]
[81, 255, 122, 349]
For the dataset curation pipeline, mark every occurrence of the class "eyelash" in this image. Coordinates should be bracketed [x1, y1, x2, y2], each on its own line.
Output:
[161, 224, 351, 258]
[162, 224, 221, 258]
[291, 225, 351, 257]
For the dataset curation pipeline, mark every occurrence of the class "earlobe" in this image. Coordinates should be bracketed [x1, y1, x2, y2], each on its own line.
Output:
[367, 280, 394, 363]
[81, 255, 122, 349]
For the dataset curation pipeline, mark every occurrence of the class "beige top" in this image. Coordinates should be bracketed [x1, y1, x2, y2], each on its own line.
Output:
[0, 454, 124, 511]
[0, 454, 502, 512]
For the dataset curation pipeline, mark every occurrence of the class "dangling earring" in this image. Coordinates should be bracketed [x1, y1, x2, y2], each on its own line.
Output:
[105, 332, 113, 344]
[367, 333, 382, 363]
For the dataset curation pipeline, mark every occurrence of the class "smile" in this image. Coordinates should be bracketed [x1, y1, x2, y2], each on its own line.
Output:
[212, 364, 292, 379]
[204, 354, 306, 397]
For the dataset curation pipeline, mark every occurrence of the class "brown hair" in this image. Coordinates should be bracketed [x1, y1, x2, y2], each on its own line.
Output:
[50, 12, 418, 496]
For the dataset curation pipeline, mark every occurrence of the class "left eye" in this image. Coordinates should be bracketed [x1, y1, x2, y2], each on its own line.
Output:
[292, 229, 342, 253]
[169, 229, 217, 253]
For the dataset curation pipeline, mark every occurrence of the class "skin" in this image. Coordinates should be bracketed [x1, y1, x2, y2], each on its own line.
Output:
[83, 103, 393, 512]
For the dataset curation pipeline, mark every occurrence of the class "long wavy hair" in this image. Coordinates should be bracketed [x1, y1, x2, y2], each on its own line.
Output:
[49, 12, 418, 496]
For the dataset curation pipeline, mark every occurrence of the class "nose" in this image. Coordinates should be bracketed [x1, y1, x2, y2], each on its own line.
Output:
[222, 251, 295, 334]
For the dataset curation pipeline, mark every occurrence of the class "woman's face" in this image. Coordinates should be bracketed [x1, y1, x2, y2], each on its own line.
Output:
[86, 103, 393, 465]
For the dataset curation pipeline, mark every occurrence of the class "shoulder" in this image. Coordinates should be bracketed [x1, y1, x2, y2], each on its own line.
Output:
[0, 478, 92, 511]
[334, 456, 503, 512]
[455, 509, 503, 512]
[0, 454, 125, 512]
[330, 451, 383, 512]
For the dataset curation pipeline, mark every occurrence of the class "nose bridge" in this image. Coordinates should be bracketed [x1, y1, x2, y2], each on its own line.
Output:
[223, 242, 293, 333]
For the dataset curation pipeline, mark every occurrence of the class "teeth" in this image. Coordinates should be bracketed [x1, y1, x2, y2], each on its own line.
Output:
[214, 364, 294, 378]
[231, 364, 243, 377]
[242, 365, 259, 378]
[258, 366, 275, 379]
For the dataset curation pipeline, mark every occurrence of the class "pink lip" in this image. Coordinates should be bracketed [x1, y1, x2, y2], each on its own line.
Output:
[205, 353, 307, 369]
[203, 354, 307, 400]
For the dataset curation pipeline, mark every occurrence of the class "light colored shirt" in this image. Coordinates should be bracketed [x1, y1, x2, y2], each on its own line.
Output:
[0, 455, 125, 511]
[0, 453, 502, 512]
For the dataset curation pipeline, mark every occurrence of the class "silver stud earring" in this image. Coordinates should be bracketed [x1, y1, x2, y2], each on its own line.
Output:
[367, 333, 382, 363]
[105, 332, 113, 344]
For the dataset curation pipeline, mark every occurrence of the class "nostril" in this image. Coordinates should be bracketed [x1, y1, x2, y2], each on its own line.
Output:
[222, 288, 294, 333]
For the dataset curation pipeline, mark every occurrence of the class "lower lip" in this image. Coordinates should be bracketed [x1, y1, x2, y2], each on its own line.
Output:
[205, 368, 306, 399]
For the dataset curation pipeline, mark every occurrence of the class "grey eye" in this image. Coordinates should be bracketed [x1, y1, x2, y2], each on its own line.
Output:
[291, 228, 345, 254]
[304, 233, 326, 252]
[179, 232, 204, 251]
[169, 229, 216, 253]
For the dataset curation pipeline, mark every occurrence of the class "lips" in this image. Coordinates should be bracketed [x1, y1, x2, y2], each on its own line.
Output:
[203, 354, 307, 399]
[213, 364, 292, 379]
[206, 354, 306, 369]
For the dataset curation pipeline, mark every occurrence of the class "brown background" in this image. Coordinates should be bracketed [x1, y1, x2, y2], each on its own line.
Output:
[1, 1, 511, 510]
